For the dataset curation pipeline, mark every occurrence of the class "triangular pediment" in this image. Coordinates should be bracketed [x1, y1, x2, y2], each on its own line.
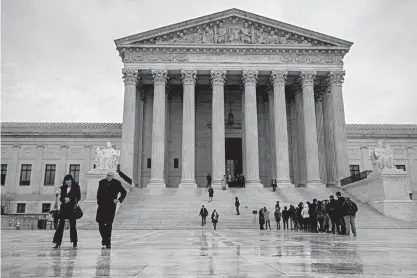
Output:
[115, 9, 352, 48]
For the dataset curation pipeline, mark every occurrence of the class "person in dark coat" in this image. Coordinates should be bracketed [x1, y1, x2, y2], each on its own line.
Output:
[52, 174, 81, 248]
[271, 179, 277, 192]
[309, 199, 318, 233]
[206, 173, 212, 188]
[199, 205, 208, 226]
[259, 208, 265, 230]
[336, 192, 346, 234]
[211, 209, 219, 230]
[235, 197, 240, 215]
[208, 186, 214, 202]
[328, 195, 340, 234]
[96, 172, 127, 249]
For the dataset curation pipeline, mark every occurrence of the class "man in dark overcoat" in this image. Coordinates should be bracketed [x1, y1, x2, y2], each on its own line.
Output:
[96, 171, 127, 249]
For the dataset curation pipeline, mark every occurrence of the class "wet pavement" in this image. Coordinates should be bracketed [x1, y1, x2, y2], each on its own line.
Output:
[2, 228, 417, 277]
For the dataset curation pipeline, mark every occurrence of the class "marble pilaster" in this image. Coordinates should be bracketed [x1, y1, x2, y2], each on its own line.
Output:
[242, 70, 262, 187]
[299, 71, 323, 187]
[6, 145, 20, 193]
[328, 71, 350, 185]
[271, 71, 292, 187]
[121, 69, 138, 183]
[314, 86, 327, 185]
[147, 69, 168, 188]
[294, 83, 306, 186]
[210, 70, 226, 188]
[289, 98, 299, 186]
[179, 70, 197, 188]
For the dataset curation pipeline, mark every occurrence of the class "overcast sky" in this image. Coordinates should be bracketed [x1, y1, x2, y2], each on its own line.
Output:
[2, 0, 417, 124]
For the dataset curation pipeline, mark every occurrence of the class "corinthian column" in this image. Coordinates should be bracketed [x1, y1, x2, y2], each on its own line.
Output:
[179, 69, 197, 188]
[271, 71, 292, 187]
[299, 71, 323, 187]
[328, 71, 350, 185]
[322, 82, 337, 186]
[242, 70, 262, 187]
[210, 70, 226, 188]
[121, 68, 138, 183]
[147, 69, 168, 188]
[314, 85, 327, 185]
[266, 85, 276, 182]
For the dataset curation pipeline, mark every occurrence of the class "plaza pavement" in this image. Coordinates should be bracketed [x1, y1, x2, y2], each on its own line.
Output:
[2, 228, 417, 277]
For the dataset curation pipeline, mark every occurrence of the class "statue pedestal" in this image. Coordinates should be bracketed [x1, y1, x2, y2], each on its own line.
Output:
[343, 168, 417, 221]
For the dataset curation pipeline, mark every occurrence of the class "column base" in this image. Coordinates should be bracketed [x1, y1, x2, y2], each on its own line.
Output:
[178, 180, 197, 188]
[147, 179, 166, 188]
[305, 181, 325, 188]
[211, 180, 223, 189]
[277, 182, 295, 188]
[245, 180, 264, 188]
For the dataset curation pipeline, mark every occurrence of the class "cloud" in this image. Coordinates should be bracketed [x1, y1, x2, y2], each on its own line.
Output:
[1, 0, 416, 123]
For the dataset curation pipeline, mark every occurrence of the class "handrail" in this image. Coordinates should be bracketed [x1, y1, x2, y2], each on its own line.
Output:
[116, 167, 132, 185]
[341, 170, 372, 186]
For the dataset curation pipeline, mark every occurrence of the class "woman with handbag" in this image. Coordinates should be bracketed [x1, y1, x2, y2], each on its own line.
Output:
[211, 209, 219, 230]
[52, 174, 81, 248]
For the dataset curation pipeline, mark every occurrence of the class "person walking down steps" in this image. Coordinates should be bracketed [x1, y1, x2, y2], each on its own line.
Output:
[208, 186, 214, 202]
[211, 209, 219, 230]
[199, 205, 208, 226]
[235, 197, 240, 215]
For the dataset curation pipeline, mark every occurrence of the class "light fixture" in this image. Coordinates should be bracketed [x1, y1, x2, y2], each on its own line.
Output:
[227, 90, 234, 125]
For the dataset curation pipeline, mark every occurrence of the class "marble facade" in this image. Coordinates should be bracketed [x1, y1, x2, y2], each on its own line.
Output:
[1, 10, 417, 214]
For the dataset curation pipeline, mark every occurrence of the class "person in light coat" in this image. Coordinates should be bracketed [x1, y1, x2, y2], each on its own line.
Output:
[263, 207, 271, 230]
[301, 204, 310, 231]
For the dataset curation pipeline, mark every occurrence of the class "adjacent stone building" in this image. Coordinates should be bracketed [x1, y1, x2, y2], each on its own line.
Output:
[1, 9, 416, 214]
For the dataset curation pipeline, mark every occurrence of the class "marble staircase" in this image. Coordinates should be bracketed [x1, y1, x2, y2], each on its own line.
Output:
[109, 187, 417, 230]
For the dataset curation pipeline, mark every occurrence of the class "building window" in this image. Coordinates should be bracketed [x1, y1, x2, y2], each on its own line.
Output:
[147, 158, 151, 169]
[69, 164, 80, 183]
[17, 203, 26, 213]
[44, 164, 56, 186]
[1, 164, 7, 186]
[349, 165, 360, 176]
[42, 203, 51, 213]
[19, 164, 32, 186]
[174, 158, 179, 169]
[396, 165, 406, 171]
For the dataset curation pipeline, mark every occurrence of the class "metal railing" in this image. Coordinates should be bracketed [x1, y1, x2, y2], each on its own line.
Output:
[341, 170, 372, 186]
[116, 167, 132, 185]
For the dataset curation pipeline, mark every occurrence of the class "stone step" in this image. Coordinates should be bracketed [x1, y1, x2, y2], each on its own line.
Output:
[109, 187, 417, 230]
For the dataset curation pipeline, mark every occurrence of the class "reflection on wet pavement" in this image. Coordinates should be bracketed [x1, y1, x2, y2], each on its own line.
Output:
[2, 228, 417, 277]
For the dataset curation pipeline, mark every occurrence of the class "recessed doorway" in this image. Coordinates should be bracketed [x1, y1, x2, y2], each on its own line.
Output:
[225, 137, 243, 178]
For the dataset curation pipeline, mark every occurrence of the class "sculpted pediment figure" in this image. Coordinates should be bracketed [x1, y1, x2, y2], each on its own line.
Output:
[115, 9, 352, 48]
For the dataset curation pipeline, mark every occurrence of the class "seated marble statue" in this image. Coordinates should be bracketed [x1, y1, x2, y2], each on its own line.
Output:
[95, 142, 120, 171]
[369, 141, 395, 170]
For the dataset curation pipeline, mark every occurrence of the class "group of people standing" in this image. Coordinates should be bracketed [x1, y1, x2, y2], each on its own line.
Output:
[266, 192, 358, 237]
[51, 171, 127, 249]
[206, 173, 246, 190]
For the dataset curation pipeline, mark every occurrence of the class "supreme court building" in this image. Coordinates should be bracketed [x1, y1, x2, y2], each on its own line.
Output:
[116, 9, 352, 188]
[2, 9, 417, 215]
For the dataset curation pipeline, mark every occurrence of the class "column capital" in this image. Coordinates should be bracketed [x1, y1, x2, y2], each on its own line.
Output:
[327, 70, 345, 86]
[299, 70, 317, 87]
[181, 69, 197, 85]
[266, 83, 274, 96]
[314, 81, 326, 102]
[122, 69, 138, 85]
[136, 78, 146, 101]
[152, 69, 168, 85]
[242, 70, 259, 86]
[210, 69, 227, 85]
[292, 82, 302, 96]
[270, 70, 288, 86]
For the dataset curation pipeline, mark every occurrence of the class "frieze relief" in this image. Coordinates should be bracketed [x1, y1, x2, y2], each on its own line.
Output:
[135, 18, 332, 46]
[123, 53, 343, 64]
